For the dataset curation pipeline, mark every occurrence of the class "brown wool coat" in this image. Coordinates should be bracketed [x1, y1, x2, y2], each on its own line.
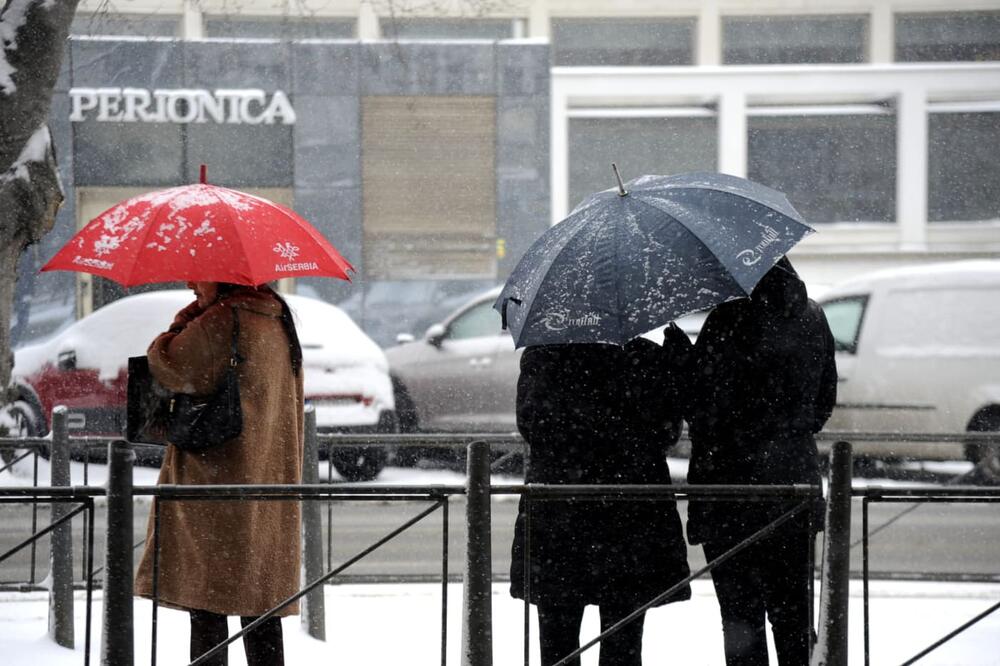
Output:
[134, 288, 304, 617]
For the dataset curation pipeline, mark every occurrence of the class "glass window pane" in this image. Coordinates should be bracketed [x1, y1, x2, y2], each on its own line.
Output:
[449, 301, 502, 340]
[928, 112, 1000, 222]
[568, 116, 716, 212]
[896, 11, 1000, 62]
[204, 16, 356, 39]
[821, 297, 867, 353]
[748, 113, 896, 223]
[552, 19, 695, 66]
[380, 18, 514, 40]
[71, 13, 180, 37]
[74, 123, 184, 187]
[186, 124, 293, 188]
[723, 15, 868, 64]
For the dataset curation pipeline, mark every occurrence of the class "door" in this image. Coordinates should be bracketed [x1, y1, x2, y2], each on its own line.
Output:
[408, 298, 506, 431]
[820, 294, 869, 432]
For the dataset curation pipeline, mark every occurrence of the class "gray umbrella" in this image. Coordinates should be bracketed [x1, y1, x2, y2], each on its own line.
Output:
[494, 169, 814, 348]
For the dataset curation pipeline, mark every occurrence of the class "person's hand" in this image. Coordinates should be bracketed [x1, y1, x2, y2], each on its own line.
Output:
[167, 301, 204, 334]
[662, 321, 690, 347]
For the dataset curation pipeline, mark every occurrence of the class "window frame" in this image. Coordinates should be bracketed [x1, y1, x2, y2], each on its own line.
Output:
[820, 294, 869, 355]
[443, 297, 503, 341]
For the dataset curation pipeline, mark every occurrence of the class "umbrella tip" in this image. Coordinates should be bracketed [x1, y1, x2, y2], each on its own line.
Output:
[612, 163, 628, 196]
[199, 164, 207, 185]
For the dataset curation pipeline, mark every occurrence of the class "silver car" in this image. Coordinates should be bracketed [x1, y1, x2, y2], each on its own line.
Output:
[384, 286, 706, 439]
[386, 286, 521, 435]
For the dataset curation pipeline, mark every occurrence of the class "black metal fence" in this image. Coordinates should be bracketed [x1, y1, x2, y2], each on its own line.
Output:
[2, 412, 999, 665]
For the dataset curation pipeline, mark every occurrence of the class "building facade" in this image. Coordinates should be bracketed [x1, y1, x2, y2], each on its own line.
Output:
[13, 0, 1000, 344]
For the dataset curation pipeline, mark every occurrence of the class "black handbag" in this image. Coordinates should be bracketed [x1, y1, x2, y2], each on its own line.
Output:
[165, 307, 244, 451]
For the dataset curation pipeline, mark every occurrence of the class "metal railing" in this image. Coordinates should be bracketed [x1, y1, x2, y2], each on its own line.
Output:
[2, 418, 999, 665]
[856, 483, 1000, 666]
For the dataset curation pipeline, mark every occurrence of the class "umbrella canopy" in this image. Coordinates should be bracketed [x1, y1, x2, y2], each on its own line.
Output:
[494, 171, 813, 348]
[41, 170, 353, 287]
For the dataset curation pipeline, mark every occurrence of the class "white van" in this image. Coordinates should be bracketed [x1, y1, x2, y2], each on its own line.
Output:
[818, 260, 1000, 462]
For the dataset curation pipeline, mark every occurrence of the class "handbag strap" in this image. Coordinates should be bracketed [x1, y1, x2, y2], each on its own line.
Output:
[229, 307, 244, 368]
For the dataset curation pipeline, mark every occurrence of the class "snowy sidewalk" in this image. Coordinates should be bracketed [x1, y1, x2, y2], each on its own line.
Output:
[2, 579, 998, 665]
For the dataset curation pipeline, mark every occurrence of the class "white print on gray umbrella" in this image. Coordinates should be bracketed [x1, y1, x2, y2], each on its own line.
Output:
[274, 241, 301, 261]
[541, 310, 602, 331]
[736, 225, 780, 266]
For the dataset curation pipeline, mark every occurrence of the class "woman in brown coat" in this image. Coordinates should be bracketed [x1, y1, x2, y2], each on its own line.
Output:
[134, 281, 304, 666]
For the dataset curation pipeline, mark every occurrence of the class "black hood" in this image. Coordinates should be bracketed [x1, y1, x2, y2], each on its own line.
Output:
[750, 257, 808, 318]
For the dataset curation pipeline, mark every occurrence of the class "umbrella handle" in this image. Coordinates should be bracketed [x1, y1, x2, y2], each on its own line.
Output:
[500, 297, 521, 331]
[612, 163, 628, 197]
[200, 164, 207, 184]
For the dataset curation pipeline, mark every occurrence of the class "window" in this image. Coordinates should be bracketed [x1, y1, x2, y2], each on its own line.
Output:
[552, 19, 696, 66]
[71, 13, 180, 37]
[380, 18, 516, 40]
[881, 288, 1000, 348]
[568, 114, 716, 212]
[448, 301, 502, 340]
[362, 96, 496, 280]
[747, 111, 896, 223]
[723, 15, 868, 64]
[928, 111, 1000, 222]
[204, 16, 355, 39]
[821, 296, 867, 353]
[896, 11, 1000, 62]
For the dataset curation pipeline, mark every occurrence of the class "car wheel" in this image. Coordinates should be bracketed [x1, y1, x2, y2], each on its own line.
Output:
[0, 400, 46, 464]
[330, 447, 387, 482]
[965, 407, 1000, 466]
[329, 411, 397, 482]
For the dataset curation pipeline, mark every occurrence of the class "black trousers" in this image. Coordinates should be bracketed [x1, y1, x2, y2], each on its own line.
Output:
[702, 526, 815, 666]
[536, 601, 646, 666]
[189, 609, 284, 666]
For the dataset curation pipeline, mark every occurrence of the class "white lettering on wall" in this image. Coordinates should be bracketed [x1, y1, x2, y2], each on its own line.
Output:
[68, 87, 298, 125]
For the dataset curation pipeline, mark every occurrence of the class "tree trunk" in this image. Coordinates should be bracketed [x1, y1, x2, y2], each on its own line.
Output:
[0, 0, 79, 400]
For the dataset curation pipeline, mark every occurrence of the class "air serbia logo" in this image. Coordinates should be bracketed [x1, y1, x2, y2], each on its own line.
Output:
[736, 225, 780, 266]
[273, 241, 318, 272]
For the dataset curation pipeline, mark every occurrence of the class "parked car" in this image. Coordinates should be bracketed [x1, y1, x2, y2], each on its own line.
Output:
[385, 286, 705, 443]
[336, 278, 496, 348]
[818, 260, 1000, 463]
[1, 290, 396, 480]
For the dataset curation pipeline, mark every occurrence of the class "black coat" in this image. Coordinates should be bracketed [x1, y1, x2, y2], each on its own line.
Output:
[685, 258, 838, 544]
[509, 332, 692, 607]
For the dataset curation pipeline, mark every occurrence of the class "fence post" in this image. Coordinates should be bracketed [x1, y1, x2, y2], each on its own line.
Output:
[462, 440, 492, 666]
[300, 406, 326, 640]
[102, 440, 134, 666]
[48, 406, 74, 648]
[812, 441, 853, 666]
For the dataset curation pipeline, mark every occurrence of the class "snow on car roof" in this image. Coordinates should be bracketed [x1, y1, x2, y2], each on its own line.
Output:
[821, 260, 1000, 299]
[13, 290, 385, 382]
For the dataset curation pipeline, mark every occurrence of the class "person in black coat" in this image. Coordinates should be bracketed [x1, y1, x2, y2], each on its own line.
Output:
[686, 257, 837, 666]
[510, 328, 692, 666]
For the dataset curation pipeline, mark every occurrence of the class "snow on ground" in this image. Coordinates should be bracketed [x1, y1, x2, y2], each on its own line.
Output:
[1, 580, 998, 665]
[3, 457, 996, 663]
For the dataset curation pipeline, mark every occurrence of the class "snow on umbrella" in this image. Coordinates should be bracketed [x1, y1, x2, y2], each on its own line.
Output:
[40, 166, 354, 287]
[494, 168, 814, 348]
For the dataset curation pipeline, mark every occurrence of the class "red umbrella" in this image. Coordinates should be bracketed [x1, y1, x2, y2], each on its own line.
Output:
[41, 166, 354, 287]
